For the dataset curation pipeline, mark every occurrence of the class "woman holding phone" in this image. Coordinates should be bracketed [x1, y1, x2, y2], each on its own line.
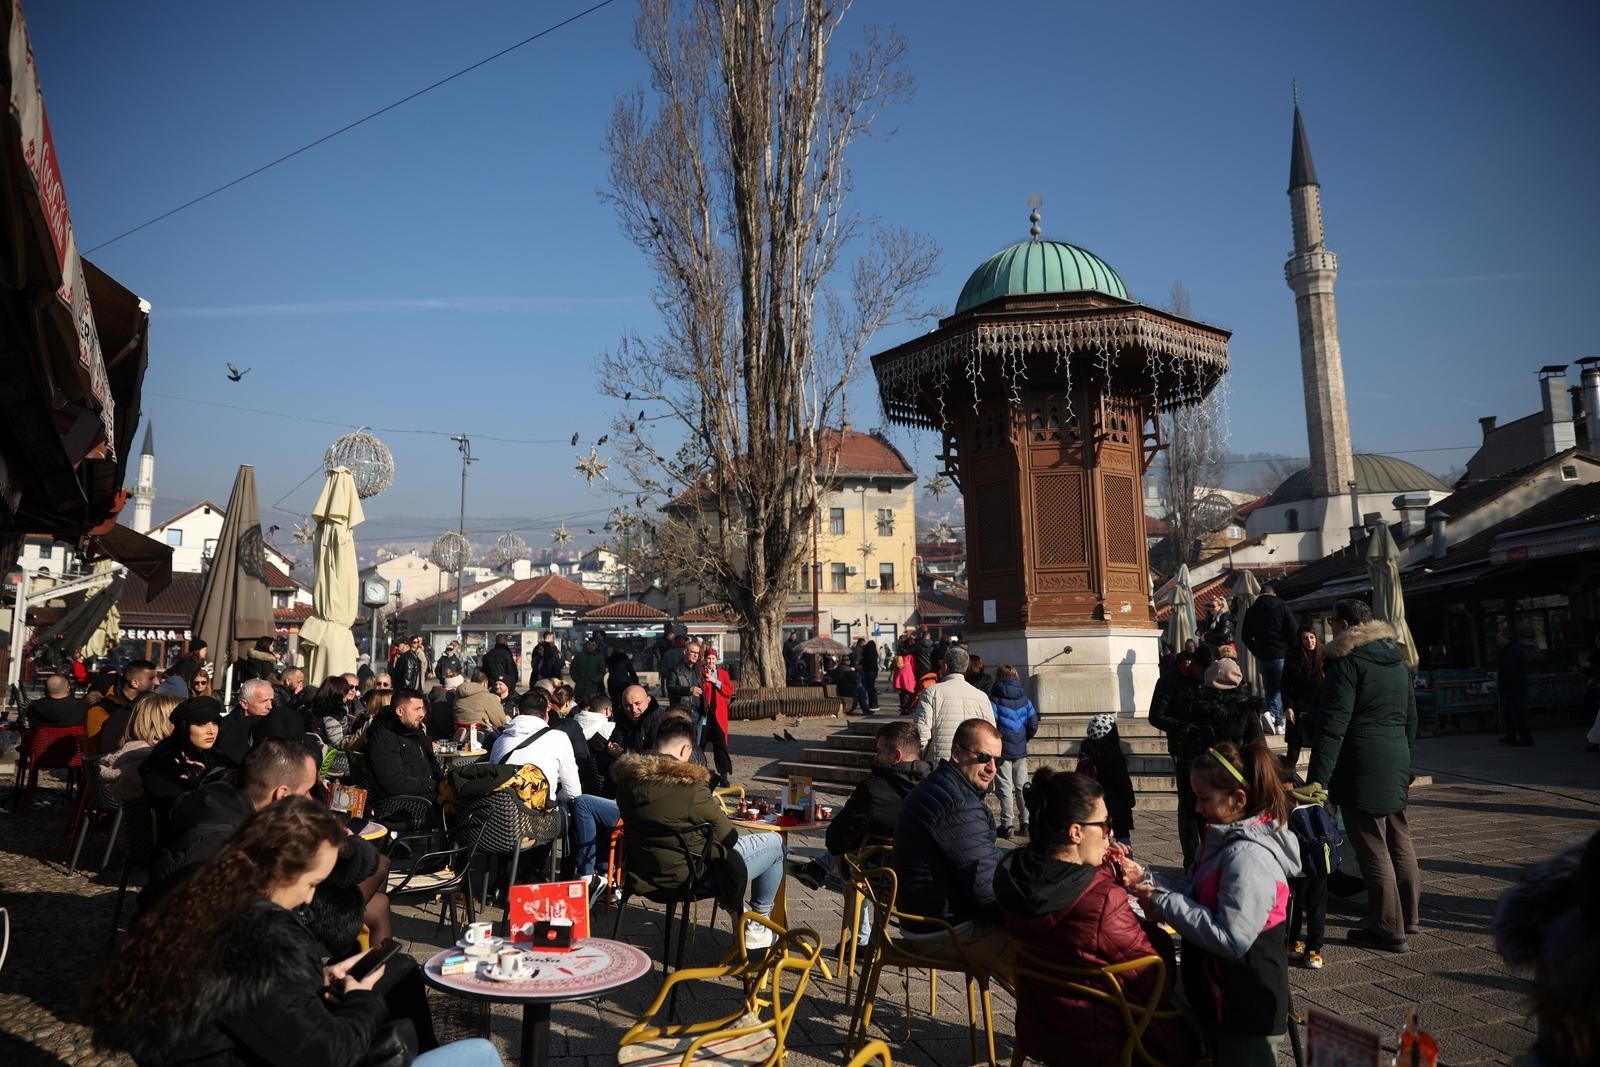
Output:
[86, 797, 500, 1066]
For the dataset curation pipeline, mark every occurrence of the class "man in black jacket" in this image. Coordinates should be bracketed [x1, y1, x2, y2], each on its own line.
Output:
[480, 634, 519, 689]
[392, 638, 424, 693]
[434, 640, 462, 684]
[1241, 583, 1298, 732]
[611, 684, 664, 755]
[859, 637, 880, 712]
[827, 720, 926, 857]
[365, 690, 441, 822]
[892, 718, 1014, 984]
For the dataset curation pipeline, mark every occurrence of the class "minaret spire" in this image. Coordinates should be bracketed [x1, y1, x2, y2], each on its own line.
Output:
[132, 419, 156, 534]
[1282, 93, 1356, 550]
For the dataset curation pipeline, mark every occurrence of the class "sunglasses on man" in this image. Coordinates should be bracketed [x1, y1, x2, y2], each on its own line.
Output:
[956, 744, 1004, 767]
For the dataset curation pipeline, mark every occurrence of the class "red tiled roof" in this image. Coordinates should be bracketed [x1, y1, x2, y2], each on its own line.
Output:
[1145, 515, 1172, 535]
[677, 603, 744, 624]
[817, 429, 915, 479]
[274, 603, 314, 621]
[265, 562, 301, 590]
[477, 574, 605, 614]
[396, 578, 506, 622]
[917, 592, 967, 619]
[582, 599, 670, 620]
[1233, 494, 1271, 519]
[917, 541, 965, 559]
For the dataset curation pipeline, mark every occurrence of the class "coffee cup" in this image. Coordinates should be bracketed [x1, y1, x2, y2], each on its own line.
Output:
[463, 921, 495, 946]
[495, 948, 534, 979]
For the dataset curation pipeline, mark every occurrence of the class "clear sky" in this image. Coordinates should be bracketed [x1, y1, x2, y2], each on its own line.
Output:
[24, 0, 1600, 552]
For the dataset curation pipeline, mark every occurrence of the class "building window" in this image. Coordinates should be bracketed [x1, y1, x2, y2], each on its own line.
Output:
[1560, 464, 1579, 481]
[1285, 509, 1299, 533]
[166, 528, 183, 546]
[830, 563, 848, 591]
[1226, 525, 1243, 540]
[878, 562, 895, 591]
[876, 508, 895, 536]
[829, 508, 846, 535]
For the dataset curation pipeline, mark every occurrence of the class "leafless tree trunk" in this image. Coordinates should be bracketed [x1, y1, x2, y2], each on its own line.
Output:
[1159, 282, 1226, 568]
[596, 0, 938, 685]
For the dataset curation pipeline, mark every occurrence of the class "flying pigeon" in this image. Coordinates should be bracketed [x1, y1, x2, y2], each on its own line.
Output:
[570, 432, 580, 447]
[597, 434, 608, 447]
[225, 362, 251, 382]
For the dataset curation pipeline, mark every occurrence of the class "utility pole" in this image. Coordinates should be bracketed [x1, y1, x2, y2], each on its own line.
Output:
[451, 435, 476, 642]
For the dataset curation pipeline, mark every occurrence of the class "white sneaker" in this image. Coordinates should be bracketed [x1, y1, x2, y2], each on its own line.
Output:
[744, 919, 777, 951]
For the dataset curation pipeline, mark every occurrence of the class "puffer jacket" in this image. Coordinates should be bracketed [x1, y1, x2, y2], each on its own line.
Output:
[988, 676, 1038, 761]
[90, 896, 387, 1067]
[892, 760, 1000, 933]
[824, 760, 928, 857]
[1240, 595, 1297, 662]
[1148, 667, 1202, 760]
[451, 681, 507, 732]
[1306, 621, 1417, 815]
[1177, 684, 1266, 760]
[611, 752, 746, 915]
[1150, 814, 1301, 1036]
[996, 852, 1202, 1067]
[364, 711, 441, 808]
[913, 675, 996, 763]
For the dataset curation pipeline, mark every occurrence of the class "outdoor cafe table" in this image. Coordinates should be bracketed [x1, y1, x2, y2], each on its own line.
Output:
[423, 938, 651, 1067]
[729, 815, 834, 978]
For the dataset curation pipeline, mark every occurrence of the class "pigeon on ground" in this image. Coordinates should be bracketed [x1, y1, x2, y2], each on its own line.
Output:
[225, 362, 251, 381]
[773, 732, 785, 742]
[784, 730, 797, 742]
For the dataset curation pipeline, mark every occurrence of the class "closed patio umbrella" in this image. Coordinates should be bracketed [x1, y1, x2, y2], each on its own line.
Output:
[299, 467, 364, 683]
[192, 465, 274, 701]
[1232, 569, 1263, 693]
[1366, 524, 1418, 670]
[1166, 564, 1197, 653]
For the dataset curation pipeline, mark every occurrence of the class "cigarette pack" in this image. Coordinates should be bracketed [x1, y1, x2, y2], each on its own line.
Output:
[438, 954, 475, 976]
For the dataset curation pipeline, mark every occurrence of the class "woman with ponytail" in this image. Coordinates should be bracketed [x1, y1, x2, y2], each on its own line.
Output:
[1133, 741, 1301, 1067]
[995, 767, 1202, 1067]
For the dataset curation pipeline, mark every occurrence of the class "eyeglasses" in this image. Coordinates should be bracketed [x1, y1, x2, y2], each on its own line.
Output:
[957, 745, 1003, 767]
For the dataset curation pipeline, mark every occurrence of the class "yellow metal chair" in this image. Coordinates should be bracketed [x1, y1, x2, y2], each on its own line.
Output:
[834, 842, 894, 1005]
[844, 864, 998, 1067]
[616, 914, 824, 1067]
[712, 784, 746, 813]
[1009, 948, 1194, 1067]
[846, 1040, 892, 1067]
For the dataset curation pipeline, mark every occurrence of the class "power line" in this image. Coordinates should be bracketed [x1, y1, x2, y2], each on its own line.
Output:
[145, 390, 573, 445]
[85, 0, 620, 253]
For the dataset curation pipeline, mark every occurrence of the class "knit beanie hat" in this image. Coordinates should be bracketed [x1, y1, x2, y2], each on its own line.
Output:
[1086, 713, 1117, 740]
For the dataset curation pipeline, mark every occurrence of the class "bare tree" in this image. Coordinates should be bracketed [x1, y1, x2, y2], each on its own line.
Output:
[596, 0, 938, 684]
[1158, 282, 1227, 568]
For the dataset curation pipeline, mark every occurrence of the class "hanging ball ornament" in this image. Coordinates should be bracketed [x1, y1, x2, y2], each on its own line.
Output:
[430, 531, 473, 573]
[325, 427, 395, 499]
[492, 531, 530, 566]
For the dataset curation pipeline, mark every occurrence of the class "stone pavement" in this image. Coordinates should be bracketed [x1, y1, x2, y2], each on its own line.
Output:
[1, 717, 1594, 1066]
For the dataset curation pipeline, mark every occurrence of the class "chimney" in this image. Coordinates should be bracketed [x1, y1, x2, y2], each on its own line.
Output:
[1578, 356, 1600, 452]
[1430, 510, 1450, 560]
[1539, 365, 1576, 456]
[1393, 493, 1431, 540]
[1478, 415, 1497, 438]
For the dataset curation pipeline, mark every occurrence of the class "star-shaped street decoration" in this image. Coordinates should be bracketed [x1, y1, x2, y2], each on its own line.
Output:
[924, 474, 953, 499]
[575, 446, 609, 487]
[857, 541, 876, 559]
[551, 523, 574, 547]
[291, 518, 316, 545]
[931, 520, 956, 542]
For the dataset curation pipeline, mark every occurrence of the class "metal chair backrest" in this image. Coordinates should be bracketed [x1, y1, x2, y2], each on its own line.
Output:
[26, 724, 86, 769]
[1011, 947, 1187, 1067]
[624, 819, 719, 899]
[458, 788, 560, 856]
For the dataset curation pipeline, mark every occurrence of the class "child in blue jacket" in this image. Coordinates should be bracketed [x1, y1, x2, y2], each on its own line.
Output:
[988, 665, 1038, 838]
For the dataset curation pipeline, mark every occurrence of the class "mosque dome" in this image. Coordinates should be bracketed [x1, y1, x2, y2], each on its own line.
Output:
[1265, 453, 1452, 506]
[954, 239, 1130, 314]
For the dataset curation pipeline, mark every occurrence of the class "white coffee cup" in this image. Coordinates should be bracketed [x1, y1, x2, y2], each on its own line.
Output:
[463, 921, 495, 946]
[495, 948, 534, 979]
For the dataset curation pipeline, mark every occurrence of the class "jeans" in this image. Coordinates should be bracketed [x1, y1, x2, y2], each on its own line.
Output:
[733, 830, 785, 914]
[1261, 658, 1286, 725]
[995, 757, 1028, 828]
[569, 794, 620, 876]
[414, 1039, 502, 1067]
[1343, 807, 1421, 941]
[691, 710, 706, 748]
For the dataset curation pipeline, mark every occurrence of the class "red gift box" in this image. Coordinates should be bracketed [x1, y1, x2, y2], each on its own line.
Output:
[507, 881, 591, 948]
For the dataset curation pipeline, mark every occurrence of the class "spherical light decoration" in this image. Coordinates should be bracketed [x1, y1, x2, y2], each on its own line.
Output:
[430, 531, 473, 573]
[325, 428, 395, 499]
[492, 531, 530, 566]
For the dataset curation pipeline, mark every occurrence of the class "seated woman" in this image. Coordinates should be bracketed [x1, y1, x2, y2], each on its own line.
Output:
[139, 696, 225, 840]
[84, 797, 498, 1067]
[99, 693, 181, 803]
[995, 768, 1202, 1067]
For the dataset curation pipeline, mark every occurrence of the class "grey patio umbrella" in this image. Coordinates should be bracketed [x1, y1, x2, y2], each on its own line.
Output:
[1366, 524, 1418, 670]
[1166, 564, 1198, 653]
[191, 465, 275, 701]
[1233, 569, 1263, 694]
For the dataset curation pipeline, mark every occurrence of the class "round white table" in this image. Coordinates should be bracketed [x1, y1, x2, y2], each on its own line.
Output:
[422, 938, 651, 1067]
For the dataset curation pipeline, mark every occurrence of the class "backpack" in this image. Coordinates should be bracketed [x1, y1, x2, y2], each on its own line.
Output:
[1289, 802, 1343, 876]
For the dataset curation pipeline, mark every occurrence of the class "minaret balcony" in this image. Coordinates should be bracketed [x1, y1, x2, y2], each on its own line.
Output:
[1284, 249, 1338, 282]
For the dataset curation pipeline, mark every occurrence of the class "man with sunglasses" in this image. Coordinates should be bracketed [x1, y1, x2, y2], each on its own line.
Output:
[892, 717, 1016, 984]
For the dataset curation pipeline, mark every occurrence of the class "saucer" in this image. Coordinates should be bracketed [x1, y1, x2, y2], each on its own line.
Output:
[481, 962, 540, 982]
[456, 936, 504, 952]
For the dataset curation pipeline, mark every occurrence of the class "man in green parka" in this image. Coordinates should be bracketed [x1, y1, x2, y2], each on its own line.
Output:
[570, 633, 608, 704]
[1307, 599, 1422, 953]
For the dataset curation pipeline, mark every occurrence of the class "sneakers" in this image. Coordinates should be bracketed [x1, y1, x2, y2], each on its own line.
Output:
[997, 826, 1013, 840]
[1288, 940, 1306, 958]
[744, 919, 777, 951]
[1304, 950, 1324, 969]
[1346, 928, 1409, 953]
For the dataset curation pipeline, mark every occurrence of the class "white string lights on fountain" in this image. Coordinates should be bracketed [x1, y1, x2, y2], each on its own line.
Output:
[324, 427, 394, 499]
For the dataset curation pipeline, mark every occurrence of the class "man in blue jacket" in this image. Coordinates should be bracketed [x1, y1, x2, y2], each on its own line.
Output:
[892, 718, 1015, 984]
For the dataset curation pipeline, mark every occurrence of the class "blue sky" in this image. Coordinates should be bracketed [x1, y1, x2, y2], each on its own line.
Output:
[25, 1, 1600, 550]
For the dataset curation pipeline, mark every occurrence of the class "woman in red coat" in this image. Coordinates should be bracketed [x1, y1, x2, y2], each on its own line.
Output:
[698, 646, 736, 788]
[995, 768, 1202, 1067]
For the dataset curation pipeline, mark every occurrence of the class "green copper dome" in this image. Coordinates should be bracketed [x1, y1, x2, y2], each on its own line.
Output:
[955, 239, 1130, 314]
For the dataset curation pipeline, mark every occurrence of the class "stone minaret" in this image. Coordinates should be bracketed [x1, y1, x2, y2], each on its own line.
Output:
[1284, 94, 1355, 503]
[131, 422, 155, 533]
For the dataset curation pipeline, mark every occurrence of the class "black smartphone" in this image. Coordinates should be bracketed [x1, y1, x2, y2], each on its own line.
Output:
[347, 937, 400, 981]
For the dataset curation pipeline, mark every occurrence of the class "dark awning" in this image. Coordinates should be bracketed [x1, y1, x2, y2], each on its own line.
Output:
[86, 521, 173, 596]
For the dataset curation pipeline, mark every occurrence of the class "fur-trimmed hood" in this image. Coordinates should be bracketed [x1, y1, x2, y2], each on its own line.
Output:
[1325, 620, 1398, 660]
[1493, 835, 1588, 969]
[611, 751, 710, 787]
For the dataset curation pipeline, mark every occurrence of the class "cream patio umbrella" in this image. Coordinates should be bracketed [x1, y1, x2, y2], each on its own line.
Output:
[1366, 524, 1418, 670]
[299, 466, 365, 683]
[192, 465, 275, 702]
[1233, 569, 1263, 693]
[84, 559, 122, 658]
[1166, 564, 1198, 652]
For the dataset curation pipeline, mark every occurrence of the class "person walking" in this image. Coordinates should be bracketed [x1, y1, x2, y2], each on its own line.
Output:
[859, 635, 880, 712]
[1281, 627, 1324, 769]
[913, 646, 995, 765]
[1496, 628, 1533, 747]
[1241, 582, 1297, 733]
[988, 665, 1037, 839]
[1306, 599, 1421, 953]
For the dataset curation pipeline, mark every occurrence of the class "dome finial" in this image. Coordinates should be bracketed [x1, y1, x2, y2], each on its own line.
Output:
[1027, 192, 1042, 241]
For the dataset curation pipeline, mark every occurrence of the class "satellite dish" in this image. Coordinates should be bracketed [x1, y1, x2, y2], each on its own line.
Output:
[1194, 492, 1236, 534]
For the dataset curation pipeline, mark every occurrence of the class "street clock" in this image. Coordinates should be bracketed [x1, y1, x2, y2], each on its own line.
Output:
[362, 579, 390, 608]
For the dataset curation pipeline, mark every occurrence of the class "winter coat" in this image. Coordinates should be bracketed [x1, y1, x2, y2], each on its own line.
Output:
[1150, 814, 1301, 1037]
[989, 676, 1039, 761]
[825, 760, 928, 857]
[914, 674, 996, 763]
[480, 644, 519, 688]
[700, 666, 736, 740]
[1496, 640, 1530, 701]
[1306, 621, 1417, 816]
[26, 694, 86, 726]
[1175, 685, 1266, 761]
[891, 653, 918, 695]
[534, 643, 564, 682]
[315, 701, 356, 748]
[892, 760, 1002, 933]
[1148, 669, 1202, 760]
[613, 698, 665, 755]
[965, 671, 994, 696]
[914, 637, 938, 678]
[233, 648, 279, 685]
[92, 896, 388, 1067]
[571, 650, 607, 702]
[611, 752, 747, 915]
[1205, 610, 1235, 649]
[1240, 594, 1297, 662]
[139, 733, 221, 819]
[860, 641, 879, 673]
[490, 715, 581, 803]
[1076, 731, 1136, 837]
[392, 650, 423, 692]
[146, 782, 254, 905]
[996, 852, 1201, 1067]
[433, 652, 461, 683]
[1282, 651, 1325, 752]
[451, 681, 507, 733]
[605, 650, 639, 704]
[364, 711, 441, 808]
[98, 739, 156, 803]
[660, 660, 697, 711]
